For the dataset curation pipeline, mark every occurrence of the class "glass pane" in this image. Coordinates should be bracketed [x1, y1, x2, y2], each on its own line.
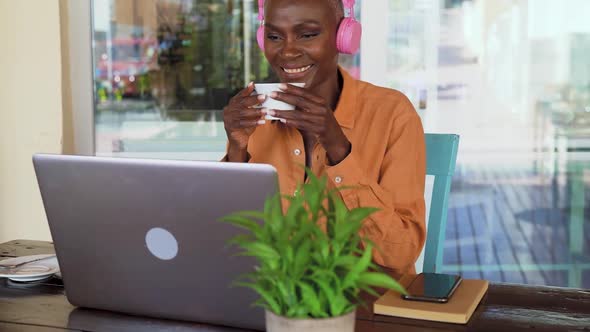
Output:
[384, 0, 590, 288]
[93, 0, 261, 160]
[92, 0, 359, 160]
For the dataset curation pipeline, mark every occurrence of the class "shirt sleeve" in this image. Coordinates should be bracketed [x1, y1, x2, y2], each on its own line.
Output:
[324, 111, 426, 274]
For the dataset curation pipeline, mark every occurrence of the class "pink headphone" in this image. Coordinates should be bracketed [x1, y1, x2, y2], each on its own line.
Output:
[256, 0, 362, 55]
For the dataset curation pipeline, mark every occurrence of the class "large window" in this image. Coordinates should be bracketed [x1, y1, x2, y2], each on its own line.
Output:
[373, 0, 589, 288]
[92, 0, 358, 160]
[90, 0, 589, 288]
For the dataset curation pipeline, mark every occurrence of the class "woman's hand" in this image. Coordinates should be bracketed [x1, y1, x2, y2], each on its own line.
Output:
[266, 83, 351, 165]
[223, 82, 266, 161]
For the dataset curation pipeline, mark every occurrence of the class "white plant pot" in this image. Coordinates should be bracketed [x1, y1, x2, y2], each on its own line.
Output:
[265, 310, 356, 332]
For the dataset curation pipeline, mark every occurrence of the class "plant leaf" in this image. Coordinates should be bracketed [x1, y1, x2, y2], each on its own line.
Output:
[319, 239, 330, 265]
[331, 294, 349, 316]
[334, 219, 363, 243]
[358, 284, 381, 297]
[236, 210, 265, 220]
[358, 272, 407, 295]
[235, 281, 282, 314]
[342, 243, 373, 289]
[227, 234, 254, 247]
[240, 242, 280, 261]
[286, 304, 308, 318]
[330, 191, 348, 225]
[297, 281, 321, 316]
[264, 194, 282, 231]
[284, 245, 294, 268]
[333, 255, 357, 269]
[314, 278, 336, 308]
[220, 214, 263, 238]
[293, 239, 311, 278]
[346, 207, 379, 224]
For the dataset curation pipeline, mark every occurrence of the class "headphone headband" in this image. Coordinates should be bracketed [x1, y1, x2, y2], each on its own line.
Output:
[342, 0, 356, 13]
[257, 0, 264, 21]
[257, 0, 357, 23]
[344, 0, 356, 21]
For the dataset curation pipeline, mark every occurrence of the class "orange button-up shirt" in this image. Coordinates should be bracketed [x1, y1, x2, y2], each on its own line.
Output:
[226, 68, 426, 274]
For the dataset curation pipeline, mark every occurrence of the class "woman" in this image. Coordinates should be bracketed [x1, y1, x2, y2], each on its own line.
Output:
[222, 0, 425, 274]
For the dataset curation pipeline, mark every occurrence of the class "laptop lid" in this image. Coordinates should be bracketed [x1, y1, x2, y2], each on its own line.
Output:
[33, 154, 278, 331]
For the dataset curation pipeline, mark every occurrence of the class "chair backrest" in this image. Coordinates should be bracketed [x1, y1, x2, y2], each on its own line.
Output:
[415, 134, 460, 273]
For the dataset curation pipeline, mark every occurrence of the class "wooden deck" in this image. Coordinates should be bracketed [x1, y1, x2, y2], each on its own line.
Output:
[441, 164, 590, 289]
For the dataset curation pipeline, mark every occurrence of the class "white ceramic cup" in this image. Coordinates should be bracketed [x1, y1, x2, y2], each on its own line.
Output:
[254, 83, 305, 120]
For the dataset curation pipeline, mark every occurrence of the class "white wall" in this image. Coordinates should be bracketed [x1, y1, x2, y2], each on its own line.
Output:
[0, 0, 63, 243]
[360, 0, 388, 87]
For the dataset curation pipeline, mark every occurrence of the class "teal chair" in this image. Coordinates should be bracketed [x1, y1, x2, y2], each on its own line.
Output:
[415, 134, 460, 273]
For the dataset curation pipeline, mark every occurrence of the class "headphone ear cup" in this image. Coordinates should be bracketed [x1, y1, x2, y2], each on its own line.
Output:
[336, 18, 362, 54]
[257, 25, 265, 51]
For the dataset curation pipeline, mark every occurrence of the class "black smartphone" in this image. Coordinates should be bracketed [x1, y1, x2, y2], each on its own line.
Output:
[401, 273, 462, 303]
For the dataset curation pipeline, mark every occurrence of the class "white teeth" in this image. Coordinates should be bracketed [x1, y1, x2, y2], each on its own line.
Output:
[283, 65, 312, 74]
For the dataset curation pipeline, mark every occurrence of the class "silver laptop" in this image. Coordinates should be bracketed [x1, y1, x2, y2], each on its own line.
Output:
[33, 154, 278, 331]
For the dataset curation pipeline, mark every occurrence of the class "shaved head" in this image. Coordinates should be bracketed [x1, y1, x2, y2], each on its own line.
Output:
[265, 0, 344, 23]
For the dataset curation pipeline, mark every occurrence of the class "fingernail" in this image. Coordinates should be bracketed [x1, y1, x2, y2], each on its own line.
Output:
[248, 81, 254, 87]
[278, 83, 287, 90]
[270, 92, 278, 98]
[257, 120, 266, 125]
[257, 94, 266, 102]
[262, 108, 276, 116]
[279, 119, 287, 124]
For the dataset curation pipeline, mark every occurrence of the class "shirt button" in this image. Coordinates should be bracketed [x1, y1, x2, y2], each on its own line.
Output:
[334, 176, 342, 184]
[294, 149, 301, 156]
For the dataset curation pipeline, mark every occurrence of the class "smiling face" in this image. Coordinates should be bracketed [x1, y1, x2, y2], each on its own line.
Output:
[263, 0, 341, 91]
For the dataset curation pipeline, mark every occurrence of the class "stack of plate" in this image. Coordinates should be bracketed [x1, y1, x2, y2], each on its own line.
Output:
[0, 254, 60, 282]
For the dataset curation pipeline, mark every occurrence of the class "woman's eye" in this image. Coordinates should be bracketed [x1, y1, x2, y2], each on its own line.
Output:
[267, 34, 280, 41]
[301, 33, 319, 39]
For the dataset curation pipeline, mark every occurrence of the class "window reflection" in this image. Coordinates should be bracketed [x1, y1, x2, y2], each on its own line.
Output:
[92, 0, 358, 159]
[93, 0, 263, 159]
[94, 0, 266, 112]
[382, 0, 590, 289]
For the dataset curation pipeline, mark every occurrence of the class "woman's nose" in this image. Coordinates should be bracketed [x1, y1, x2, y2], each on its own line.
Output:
[279, 38, 303, 59]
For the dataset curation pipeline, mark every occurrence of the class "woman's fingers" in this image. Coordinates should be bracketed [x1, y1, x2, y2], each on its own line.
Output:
[238, 119, 266, 127]
[270, 109, 318, 122]
[277, 83, 325, 105]
[236, 94, 265, 108]
[239, 81, 256, 97]
[238, 108, 264, 120]
[270, 91, 320, 112]
[230, 82, 265, 108]
[268, 109, 322, 133]
[232, 108, 265, 127]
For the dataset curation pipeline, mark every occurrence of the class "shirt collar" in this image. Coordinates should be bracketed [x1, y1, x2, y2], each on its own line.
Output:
[333, 66, 357, 129]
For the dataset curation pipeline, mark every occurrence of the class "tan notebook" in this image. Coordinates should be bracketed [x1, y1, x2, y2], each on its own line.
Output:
[374, 278, 488, 324]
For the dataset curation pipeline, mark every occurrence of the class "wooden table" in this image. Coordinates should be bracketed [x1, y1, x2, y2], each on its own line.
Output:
[1, 240, 589, 331]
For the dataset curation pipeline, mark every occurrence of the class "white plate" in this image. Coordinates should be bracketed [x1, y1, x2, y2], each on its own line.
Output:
[0, 255, 60, 282]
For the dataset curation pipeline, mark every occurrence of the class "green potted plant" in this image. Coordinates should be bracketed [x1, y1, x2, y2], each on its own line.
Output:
[221, 169, 406, 332]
